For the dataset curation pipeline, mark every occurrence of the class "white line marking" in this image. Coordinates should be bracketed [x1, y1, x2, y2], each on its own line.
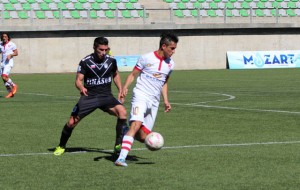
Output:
[1, 141, 300, 157]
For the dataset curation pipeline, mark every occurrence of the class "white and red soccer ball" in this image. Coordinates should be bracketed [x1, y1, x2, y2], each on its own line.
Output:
[145, 132, 164, 151]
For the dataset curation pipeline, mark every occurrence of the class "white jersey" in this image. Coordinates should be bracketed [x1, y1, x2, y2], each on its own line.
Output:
[133, 51, 175, 102]
[0, 41, 17, 65]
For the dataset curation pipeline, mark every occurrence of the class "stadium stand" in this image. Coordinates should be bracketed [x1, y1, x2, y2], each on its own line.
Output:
[0, 0, 299, 24]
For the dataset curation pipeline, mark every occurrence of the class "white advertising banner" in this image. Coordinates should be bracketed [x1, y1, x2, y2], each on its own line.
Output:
[227, 50, 300, 69]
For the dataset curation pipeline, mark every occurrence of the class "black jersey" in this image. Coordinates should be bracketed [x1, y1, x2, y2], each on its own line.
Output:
[77, 53, 118, 96]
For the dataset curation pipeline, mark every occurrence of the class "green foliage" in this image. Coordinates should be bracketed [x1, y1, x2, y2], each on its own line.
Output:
[1, 69, 300, 189]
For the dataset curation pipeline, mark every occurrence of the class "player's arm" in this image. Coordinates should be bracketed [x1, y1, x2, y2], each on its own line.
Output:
[162, 80, 171, 113]
[7, 49, 18, 60]
[113, 71, 124, 102]
[122, 68, 140, 98]
[75, 73, 88, 96]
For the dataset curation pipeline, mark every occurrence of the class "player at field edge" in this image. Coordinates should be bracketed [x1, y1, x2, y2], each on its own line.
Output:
[53, 37, 128, 156]
[115, 32, 179, 167]
[0, 33, 18, 98]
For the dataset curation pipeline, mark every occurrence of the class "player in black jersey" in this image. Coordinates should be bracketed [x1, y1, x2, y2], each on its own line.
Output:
[54, 37, 128, 156]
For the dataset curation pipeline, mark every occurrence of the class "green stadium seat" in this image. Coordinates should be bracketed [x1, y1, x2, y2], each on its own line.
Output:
[40, 2, 50, 10]
[175, 9, 184, 17]
[4, 3, 15, 10]
[22, 3, 31, 10]
[191, 9, 198, 17]
[182, 0, 189, 3]
[257, 1, 265, 9]
[36, 11, 46, 19]
[18, 11, 29, 19]
[225, 2, 234, 9]
[61, 0, 70, 3]
[113, 0, 121, 2]
[255, 9, 264, 17]
[207, 10, 216, 17]
[139, 10, 147, 18]
[9, 0, 18, 4]
[122, 10, 131, 18]
[272, 1, 281, 8]
[90, 10, 98, 18]
[239, 9, 249, 17]
[75, 2, 84, 10]
[44, 0, 53, 3]
[3, 11, 11, 19]
[71, 10, 80, 18]
[177, 2, 185, 9]
[226, 9, 233, 17]
[287, 2, 296, 8]
[125, 2, 134, 10]
[229, 0, 237, 3]
[198, 0, 205, 3]
[164, 0, 173, 2]
[79, 0, 87, 3]
[96, 0, 104, 2]
[57, 2, 67, 10]
[259, 0, 268, 2]
[286, 9, 296, 17]
[194, 2, 201, 9]
[109, 2, 117, 10]
[53, 11, 60, 18]
[275, 0, 283, 2]
[209, 2, 218, 9]
[290, 0, 298, 2]
[244, 0, 253, 2]
[241, 2, 250, 9]
[129, 0, 138, 3]
[105, 10, 115, 18]
[213, 0, 221, 3]
[26, 0, 36, 3]
[92, 2, 100, 9]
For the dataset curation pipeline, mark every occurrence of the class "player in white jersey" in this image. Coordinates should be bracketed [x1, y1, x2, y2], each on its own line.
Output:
[115, 32, 179, 167]
[0, 33, 18, 98]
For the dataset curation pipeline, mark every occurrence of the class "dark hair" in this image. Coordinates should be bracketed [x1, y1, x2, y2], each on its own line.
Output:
[93, 37, 109, 48]
[159, 32, 179, 48]
[1, 33, 11, 41]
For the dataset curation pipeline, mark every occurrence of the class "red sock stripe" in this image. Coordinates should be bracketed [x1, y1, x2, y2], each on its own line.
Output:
[122, 140, 133, 146]
[141, 125, 151, 135]
[121, 146, 131, 151]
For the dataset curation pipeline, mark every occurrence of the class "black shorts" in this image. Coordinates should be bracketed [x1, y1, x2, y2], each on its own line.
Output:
[71, 95, 122, 119]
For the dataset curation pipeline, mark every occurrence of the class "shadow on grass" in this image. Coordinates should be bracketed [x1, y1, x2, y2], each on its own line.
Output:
[48, 147, 150, 164]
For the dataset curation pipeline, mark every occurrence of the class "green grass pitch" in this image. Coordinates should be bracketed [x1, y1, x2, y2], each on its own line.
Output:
[1, 69, 300, 189]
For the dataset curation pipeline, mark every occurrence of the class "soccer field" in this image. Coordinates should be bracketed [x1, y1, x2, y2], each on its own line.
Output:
[1, 69, 300, 190]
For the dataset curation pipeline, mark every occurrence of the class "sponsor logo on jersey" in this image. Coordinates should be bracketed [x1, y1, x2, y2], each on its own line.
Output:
[152, 73, 162, 78]
[86, 77, 112, 86]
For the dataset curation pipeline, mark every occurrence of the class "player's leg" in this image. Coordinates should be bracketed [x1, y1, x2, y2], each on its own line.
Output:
[115, 100, 147, 166]
[2, 63, 17, 98]
[54, 97, 96, 156]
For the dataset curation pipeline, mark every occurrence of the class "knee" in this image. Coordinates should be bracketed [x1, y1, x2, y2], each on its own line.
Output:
[67, 116, 80, 128]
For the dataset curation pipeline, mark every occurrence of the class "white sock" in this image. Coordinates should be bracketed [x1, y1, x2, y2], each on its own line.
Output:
[118, 135, 134, 160]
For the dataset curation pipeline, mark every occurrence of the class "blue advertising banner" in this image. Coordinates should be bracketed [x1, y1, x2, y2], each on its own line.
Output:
[114, 55, 140, 71]
[227, 50, 300, 69]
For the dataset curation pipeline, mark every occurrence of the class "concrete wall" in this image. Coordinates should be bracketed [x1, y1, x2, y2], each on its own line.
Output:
[7, 27, 300, 73]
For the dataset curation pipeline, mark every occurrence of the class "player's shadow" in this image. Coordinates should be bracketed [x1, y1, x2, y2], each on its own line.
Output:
[48, 147, 151, 164]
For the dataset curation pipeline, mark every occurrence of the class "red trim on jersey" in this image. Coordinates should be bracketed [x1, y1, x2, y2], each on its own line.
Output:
[141, 125, 151, 135]
[154, 51, 164, 71]
[134, 66, 141, 71]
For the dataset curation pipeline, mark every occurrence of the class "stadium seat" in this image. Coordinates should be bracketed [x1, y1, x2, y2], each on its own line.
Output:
[164, 0, 174, 2]
[177, 2, 186, 9]
[75, 2, 84, 10]
[241, 2, 250, 9]
[286, 9, 296, 17]
[130, 9, 139, 17]
[209, 2, 218, 9]
[256, 1, 265, 9]
[122, 10, 131, 18]
[10, 11, 19, 18]
[213, 0, 222, 3]
[18, 11, 29, 19]
[216, 9, 223, 16]
[193, 2, 200, 9]
[36, 11, 46, 19]
[57, 2, 67, 10]
[129, 0, 137, 2]
[108, 2, 117, 9]
[182, 0, 189, 3]
[105, 10, 115, 18]
[207, 9, 217, 17]
[113, 0, 121, 2]
[3, 11, 11, 19]
[26, 0, 36, 3]
[10, 0, 18, 4]
[79, 10, 88, 18]
[200, 9, 208, 16]
[62, 0, 71, 3]
[53, 10, 60, 18]
[117, 2, 126, 9]
[4, 3, 15, 10]
[255, 9, 265, 17]
[90, 10, 98, 18]
[92, 2, 100, 9]
[44, 0, 53, 3]
[13, 3, 23, 10]
[45, 11, 54, 18]
[97, 10, 106, 17]
[225, 2, 234, 9]
[174, 9, 184, 17]
[226, 9, 233, 17]
[259, 0, 268, 2]
[100, 3, 109, 9]
[49, 3, 58, 10]
[71, 10, 80, 18]
[40, 2, 51, 10]
[139, 10, 147, 17]
[287, 1, 296, 8]
[239, 9, 249, 17]
[125, 2, 134, 9]
[96, 0, 104, 2]
[79, 0, 88, 3]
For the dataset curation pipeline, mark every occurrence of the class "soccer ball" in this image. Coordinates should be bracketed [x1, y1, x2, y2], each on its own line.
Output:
[145, 132, 164, 151]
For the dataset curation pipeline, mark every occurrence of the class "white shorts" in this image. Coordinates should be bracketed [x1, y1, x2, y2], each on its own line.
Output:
[0, 59, 14, 76]
[129, 89, 159, 132]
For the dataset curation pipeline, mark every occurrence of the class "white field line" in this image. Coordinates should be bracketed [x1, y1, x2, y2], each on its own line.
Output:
[1, 141, 300, 157]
